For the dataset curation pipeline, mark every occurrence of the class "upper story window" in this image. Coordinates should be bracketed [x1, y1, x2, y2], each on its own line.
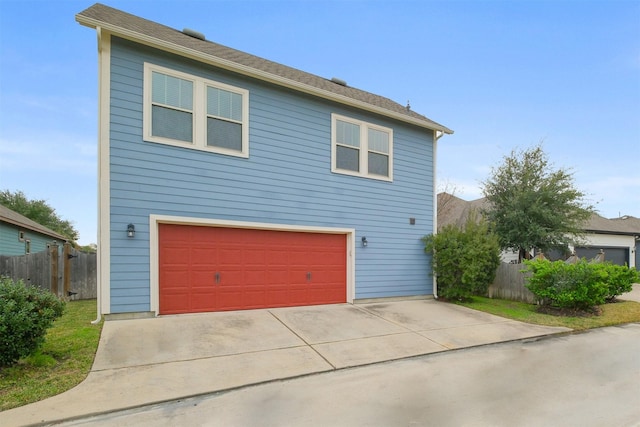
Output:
[144, 63, 249, 157]
[331, 114, 393, 181]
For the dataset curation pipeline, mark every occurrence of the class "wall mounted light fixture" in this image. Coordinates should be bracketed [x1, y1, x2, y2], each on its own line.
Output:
[127, 223, 135, 238]
[361, 236, 368, 247]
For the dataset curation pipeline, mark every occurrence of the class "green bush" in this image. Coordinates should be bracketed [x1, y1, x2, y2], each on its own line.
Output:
[523, 259, 638, 310]
[423, 214, 501, 300]
[601, 263, 638, 301]
[0, 277, 66, 367]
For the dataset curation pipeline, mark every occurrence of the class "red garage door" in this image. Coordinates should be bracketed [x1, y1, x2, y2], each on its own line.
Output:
[159, 224, 347, 314]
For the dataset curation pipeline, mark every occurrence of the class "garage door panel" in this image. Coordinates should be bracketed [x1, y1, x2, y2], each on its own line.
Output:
[160, 292, 190, 314]
[267, 269, 288, 283]
[217, 270, 244, 285]
[191, 247, 217, 265]
[162, 247, 191, 264]
[575, 247, 628, 266]
[243, 248, 266, 263]
[267, 251, 289, 265]
[243, 270, 264, 284]
[159, 224, 347, 314]
[243, 290, 267, 307]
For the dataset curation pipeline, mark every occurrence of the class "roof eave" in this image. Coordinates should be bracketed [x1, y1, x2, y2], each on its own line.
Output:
[1, 217, 68, 241]
[584, 229, 639, 236]
[76, 14, 454, 135]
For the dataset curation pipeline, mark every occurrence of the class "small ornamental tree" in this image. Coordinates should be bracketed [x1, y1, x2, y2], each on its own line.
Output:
[423, 212, 501, 300]
[482, 144, 594, 262]
[0, 277, 66, 366]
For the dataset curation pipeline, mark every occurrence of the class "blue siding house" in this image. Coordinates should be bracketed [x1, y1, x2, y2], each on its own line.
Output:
[76, 4, 453, 317]
[0, 205, 67, 256]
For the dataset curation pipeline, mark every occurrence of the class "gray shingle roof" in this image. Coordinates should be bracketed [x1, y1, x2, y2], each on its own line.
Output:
[437, 192, 489, 229]
[76, 3, 453, 134]
[437, 193, 640, 236]
[0, 204, 68, 241]
[584, 213, 640, 235]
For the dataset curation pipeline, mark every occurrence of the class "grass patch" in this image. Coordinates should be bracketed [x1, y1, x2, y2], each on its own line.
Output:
[0, 299, 102, 411]
[455, 296, 640, 330]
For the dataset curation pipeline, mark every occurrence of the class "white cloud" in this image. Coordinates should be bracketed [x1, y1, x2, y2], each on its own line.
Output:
[0, 132, 96, 176]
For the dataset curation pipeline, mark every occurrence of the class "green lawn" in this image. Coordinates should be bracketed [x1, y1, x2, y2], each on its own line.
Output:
[0, 299, 103, 412]
[454, 296, 640, 330]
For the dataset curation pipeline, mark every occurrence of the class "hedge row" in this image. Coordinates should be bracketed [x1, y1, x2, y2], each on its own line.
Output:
[523, 259, 638, 310]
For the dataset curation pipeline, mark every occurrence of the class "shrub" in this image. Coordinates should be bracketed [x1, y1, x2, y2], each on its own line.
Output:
[523, 259, 638, 310]
[601, 263, 638, 301]
[0, 277, 66, 367]
[423, 214, 501, 300]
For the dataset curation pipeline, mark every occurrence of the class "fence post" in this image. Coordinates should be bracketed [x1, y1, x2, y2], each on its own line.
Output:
[50, 242, 59, 296]
[63, 243, 72, 298]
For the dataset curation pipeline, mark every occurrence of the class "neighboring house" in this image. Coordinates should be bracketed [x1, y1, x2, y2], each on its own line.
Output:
[437, 192, 639, 268]
[577, 214, 640, 268]
[76, 4, 453, 317]
[0, 204, 67, 256]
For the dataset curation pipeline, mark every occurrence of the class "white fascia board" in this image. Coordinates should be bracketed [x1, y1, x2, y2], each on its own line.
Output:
[76, 16, 453, 135]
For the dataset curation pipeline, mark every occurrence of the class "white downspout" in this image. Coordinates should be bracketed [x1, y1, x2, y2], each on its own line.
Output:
[432, 130, 445, 299]
[91, 27, 103, 325]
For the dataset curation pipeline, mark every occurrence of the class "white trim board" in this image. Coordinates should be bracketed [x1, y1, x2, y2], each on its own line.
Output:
[149, 214, 356, 315]
[97, 29, 112, 315]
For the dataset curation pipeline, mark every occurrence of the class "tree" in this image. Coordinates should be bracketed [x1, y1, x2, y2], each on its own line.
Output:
[481, 144, 594, 262]
[0, 190, 79, 243]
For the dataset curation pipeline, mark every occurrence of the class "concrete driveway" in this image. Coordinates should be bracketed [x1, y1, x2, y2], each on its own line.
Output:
[620, 283, 640, 302]
[3, 299, 570, 426]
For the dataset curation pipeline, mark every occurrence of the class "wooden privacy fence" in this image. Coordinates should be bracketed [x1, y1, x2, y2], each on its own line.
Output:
[487, 262, 537, 304]
[0, 242, 96, 300]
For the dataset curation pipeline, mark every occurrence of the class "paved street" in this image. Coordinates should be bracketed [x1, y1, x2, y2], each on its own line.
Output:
[61, 323, 640, 427]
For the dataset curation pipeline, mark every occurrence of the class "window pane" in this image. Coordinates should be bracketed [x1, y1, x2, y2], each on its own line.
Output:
[230, 92, 242, 121]
[336, 120, 360, 148]
[208, 87, 243, 121]
[152, 105, 193, 142]
[336, 146, 359, 172]
[152, 72, 192, 110]
[368, 152, 389, 176]
[207, 117, 242, 151]
[368, 128, 389, 153]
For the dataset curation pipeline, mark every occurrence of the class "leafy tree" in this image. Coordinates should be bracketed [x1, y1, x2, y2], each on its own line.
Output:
[481, 144, 593, 262]
[0, 190, 79, 243]
[423, 211, 501, 300]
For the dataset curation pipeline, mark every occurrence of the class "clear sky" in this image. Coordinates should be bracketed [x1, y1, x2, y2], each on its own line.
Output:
[1, 0, 639, 245]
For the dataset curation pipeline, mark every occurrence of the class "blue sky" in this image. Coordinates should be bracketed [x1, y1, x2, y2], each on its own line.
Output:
[1, 0, 639, 245]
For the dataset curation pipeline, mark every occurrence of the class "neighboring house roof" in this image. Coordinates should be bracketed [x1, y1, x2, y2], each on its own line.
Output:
[437, 192, 640, 237]
[0, 204, 67, 242]
[584, 214, 640, 236]
[75, 3, 453, 135]
[437, 192, 488, 229]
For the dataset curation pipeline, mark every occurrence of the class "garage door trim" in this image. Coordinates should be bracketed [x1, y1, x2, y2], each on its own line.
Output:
[149, 214, 355, 315]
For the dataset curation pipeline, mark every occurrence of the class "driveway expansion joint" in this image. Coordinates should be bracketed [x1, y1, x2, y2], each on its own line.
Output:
[267, 309, 337, 369]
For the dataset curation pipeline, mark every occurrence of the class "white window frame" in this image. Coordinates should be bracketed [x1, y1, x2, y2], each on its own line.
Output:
[331, 113, 393, 181]
[143, 63, 249, 158]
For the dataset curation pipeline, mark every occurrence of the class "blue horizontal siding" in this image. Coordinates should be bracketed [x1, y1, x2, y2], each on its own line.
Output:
[107, 37, 435, 313]
[0, 223, 61, 255]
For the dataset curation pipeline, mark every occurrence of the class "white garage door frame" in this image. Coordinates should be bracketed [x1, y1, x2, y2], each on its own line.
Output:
[149, 214, 356, 316]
